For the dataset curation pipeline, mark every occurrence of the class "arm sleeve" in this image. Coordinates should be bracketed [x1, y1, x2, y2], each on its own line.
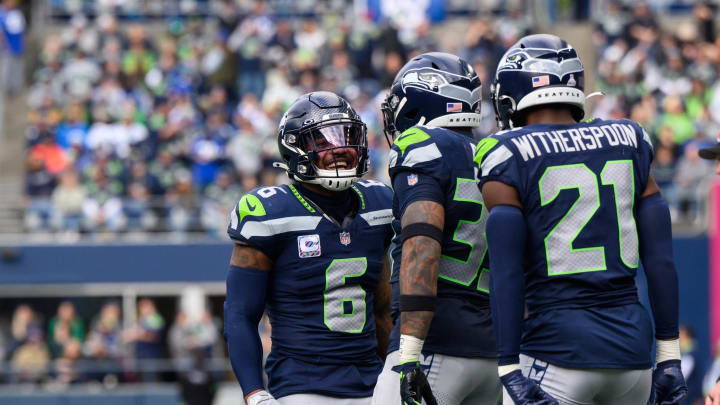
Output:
[486, 205, 527, 365]
[637, 192, 679, 339]
[224, 265, 269, 394]
[392, 172, 445, 218]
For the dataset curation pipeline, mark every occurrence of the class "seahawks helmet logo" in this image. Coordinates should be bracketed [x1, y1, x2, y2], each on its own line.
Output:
[400, 68, 481, 107]
[497, 47, 583, 80]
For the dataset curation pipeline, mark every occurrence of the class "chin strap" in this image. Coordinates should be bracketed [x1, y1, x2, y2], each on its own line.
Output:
[273, 161, 359, 191]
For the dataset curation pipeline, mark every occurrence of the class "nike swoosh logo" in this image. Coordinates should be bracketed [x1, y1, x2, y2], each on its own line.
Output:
[247, 200, 257, 211]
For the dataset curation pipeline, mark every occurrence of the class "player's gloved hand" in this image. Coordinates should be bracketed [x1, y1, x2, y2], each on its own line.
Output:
[246, 390, 281, 405]
[647, 360, 688, 405]
[392, 361, 438, 405]
[501, 370, 558, 405]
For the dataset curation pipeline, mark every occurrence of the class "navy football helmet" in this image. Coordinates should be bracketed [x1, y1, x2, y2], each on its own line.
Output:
[275, 92, 368, 191]
[381, 52, 482, 145]
[492, 34, 585, 130]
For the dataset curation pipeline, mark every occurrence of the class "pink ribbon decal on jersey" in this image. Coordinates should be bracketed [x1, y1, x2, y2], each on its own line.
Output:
[709, 179, 720, 349]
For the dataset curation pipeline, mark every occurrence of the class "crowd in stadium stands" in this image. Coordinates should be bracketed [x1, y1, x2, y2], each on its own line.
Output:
[19, 0, 720, 237]
[0, 295, 257, 394]
[19, 0, 520, 237]
[591, 1, 720, 224]
[0, 298, 717, 403]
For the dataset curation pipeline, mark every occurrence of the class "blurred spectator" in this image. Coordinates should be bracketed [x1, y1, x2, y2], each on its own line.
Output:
[705, 339, 720, 399]
[694, 2, 715, 43]
[170, 288, 221, 405]
[52, 338, 85, 384]
[122, 24, 155, 80]
[226, 2, 271, 99]
[225, 117, 261, 180]
[9, 305, 50, 383]
[85, 301, 123, 359]
[167, 171, 200, 232]
[149, 148, 184, 194]
[169, 288, 218, 361]
[29, 134, 69, 175]
[652, 145, 677, 200]
[123, 182, 155, 232]
[672, 142, 714, 222]
[61, 48, 101, 101]
[127, 160, 163, 195]
[124, 298, 165, 360]
[55, 103, 90, 151]
[680, 325, 704, 405]
[84, 301, 124, 382]
[82, 169, 124, 232]
[48, 301, 85, 358]
[25, 153, 57, 232]
[189, 126, 225, 189]
[679, 325, 703, 405]
[659, 97, 694, 146]
[200, 171, 243, 236]
[0, 0, 26, 94]
[178, 349, 216, 405]
[51, 170, 86, 233]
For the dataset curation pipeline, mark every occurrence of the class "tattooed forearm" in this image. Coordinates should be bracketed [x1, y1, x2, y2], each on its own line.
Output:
[401, 200, 445, 230]
[230, 245, 273, 270]
[375, 254, 393, 360]
[399, 200, 444, 339]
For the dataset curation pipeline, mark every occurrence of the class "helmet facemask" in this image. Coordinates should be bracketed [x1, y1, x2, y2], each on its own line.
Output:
[381, 94, 401, 147]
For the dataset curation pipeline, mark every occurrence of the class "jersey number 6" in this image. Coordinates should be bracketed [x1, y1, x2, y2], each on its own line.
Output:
[323, 257, 367, 334]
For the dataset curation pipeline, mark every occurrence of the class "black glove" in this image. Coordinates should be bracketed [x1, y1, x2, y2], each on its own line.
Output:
[647, 360, 688, 405]
[501, 369, 558, 405]
[392, 361, 438, 405]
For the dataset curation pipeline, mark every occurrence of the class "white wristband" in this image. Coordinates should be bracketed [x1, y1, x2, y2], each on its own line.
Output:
[498, 364, 521, 377]
[656, 339, 681, 364]
[398, 334, 424, 364]
[247, 390, 274, 405]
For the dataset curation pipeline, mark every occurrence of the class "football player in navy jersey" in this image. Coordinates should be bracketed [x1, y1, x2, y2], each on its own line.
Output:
[475, 34, 688, 405]
[224, 91, 394, 405]
[372, 52, 501, 405]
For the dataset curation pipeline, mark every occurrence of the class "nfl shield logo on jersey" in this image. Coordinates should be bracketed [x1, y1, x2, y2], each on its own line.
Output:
[407, 173, 418, 186]
[339, 231, 351, 246]
[297, 234, 322, 258]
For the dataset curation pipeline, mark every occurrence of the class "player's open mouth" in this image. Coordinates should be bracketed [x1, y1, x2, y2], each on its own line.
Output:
[326, 160, 350, 170]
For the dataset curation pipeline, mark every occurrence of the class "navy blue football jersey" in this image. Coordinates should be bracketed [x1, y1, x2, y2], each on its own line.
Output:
[387, 125, 496, 358]
[476, 118, 656, 369]
[227, 180, 393, 398]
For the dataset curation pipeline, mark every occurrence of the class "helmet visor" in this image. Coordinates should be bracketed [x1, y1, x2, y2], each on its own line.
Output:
[302, 122, 366, 171]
